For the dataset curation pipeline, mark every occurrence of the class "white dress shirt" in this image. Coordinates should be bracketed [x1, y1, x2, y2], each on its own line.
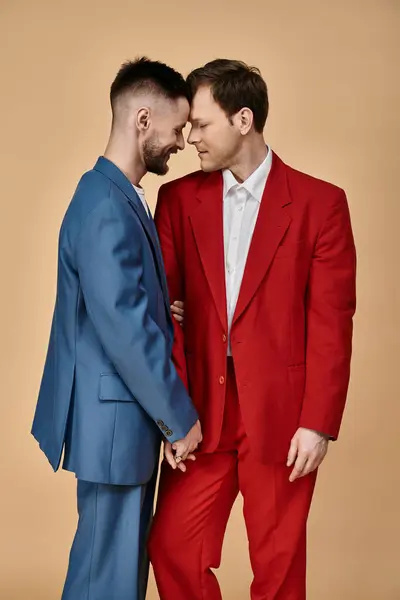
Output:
[223, 148, 273, 355]
[133, 184, 151, 217]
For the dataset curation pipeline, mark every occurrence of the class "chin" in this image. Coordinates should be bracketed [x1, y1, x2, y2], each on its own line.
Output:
[199, 156, 219, 173]
[148, 161, 169, 176]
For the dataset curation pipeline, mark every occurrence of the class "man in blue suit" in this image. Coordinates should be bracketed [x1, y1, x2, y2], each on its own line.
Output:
[31, 57, 202, 600]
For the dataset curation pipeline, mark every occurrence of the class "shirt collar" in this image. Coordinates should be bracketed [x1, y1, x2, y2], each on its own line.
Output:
[222, 146, 272, 204]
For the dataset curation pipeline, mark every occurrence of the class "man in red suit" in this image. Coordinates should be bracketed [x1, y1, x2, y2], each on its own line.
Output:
[148, 59, 356, 599]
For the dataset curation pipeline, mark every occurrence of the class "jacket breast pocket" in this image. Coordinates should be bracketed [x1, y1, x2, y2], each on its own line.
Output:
[99, 372, 137, 402]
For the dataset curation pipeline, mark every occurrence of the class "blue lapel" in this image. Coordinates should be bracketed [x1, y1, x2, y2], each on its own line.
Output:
[93, 157, 172, 327]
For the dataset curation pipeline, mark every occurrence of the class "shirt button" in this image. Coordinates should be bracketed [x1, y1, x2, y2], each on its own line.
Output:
[238, 206, 243, 211]
[219, 376, 225, 385]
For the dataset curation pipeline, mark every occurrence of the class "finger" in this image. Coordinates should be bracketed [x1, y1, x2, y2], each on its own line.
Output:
[298, 457, 314, 478]
[176, 453, 197, 472]
[185, 443, 199, 459]
[171, 310, 184, 323]
[289, 453, 308, 482]
[179, 450, 190, 461]
[173, 442, 189, 461]
[171, 303, 184, 317]
[174, 436, 200, 460]
[182, 441, 198, 460]
[308, 451, 325, 472]
[173, 301, 184, 309]
[164, 444, 177, 470]
[174, 454, 187, 473]
[287, 438, 298, 467]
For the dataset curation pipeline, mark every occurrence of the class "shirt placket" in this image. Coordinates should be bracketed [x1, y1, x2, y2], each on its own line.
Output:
[227, 187, 247, 326]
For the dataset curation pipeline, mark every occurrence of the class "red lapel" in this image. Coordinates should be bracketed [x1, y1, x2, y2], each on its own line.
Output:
[189, 171, 228, 332]
[232, 153, 292, 325]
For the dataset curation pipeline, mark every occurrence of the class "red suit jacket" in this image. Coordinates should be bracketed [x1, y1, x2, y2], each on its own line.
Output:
[154, 152, 356, 463]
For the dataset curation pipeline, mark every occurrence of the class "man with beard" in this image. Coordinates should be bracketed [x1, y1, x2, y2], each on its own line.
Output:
[31, 57, 201, 600]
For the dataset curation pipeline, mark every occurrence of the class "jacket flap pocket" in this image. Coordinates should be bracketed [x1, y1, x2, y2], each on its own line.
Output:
[99, 373, 135, 402]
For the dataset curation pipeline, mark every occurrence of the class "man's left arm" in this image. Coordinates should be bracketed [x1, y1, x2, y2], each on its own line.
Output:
[288, 189, 356, 481]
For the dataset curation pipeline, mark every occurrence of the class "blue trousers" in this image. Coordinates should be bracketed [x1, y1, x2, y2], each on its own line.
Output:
[61, 476, 156, 600]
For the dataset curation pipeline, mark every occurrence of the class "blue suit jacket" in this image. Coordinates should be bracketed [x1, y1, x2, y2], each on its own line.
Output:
[32, 157, 198, 485]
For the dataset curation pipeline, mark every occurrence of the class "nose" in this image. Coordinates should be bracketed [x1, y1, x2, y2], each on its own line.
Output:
[187, 125, 198, 146]
[176, 131, 185, 151]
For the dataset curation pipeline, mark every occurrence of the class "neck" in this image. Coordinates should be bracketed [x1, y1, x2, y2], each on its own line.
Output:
[104, 130, 146, 186]
[228, 136, 268, 183]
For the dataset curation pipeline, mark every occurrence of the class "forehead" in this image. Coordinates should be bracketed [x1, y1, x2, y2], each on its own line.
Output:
[190, 86, 224, 121]
[154, 95, 189, 127]
[167, 96, 189, 123]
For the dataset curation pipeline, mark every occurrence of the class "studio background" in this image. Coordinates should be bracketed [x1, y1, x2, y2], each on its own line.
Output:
[0, 1, 398, 598]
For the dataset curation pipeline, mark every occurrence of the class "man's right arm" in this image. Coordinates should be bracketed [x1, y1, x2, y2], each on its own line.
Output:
[75, 196, 199, 443]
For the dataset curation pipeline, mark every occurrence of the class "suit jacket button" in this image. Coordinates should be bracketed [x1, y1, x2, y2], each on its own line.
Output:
[219, 376, 225, 385]
[166, 429, 173, 437]
[222, 334, 227, 342]
[157, 420, 165, 427]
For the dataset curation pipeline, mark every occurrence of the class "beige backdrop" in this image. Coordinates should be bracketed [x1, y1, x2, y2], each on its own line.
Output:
[1, 1, 399, 598]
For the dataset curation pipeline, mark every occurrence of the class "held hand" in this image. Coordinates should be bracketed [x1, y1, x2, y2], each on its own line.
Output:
[171, 420, 202, 464]
[171, 300, 185, 326]
[164, 441, 196, 473]
[287, 427, 329, 482]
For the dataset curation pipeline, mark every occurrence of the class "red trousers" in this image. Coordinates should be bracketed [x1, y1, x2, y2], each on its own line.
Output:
[148, 359, 317, 599]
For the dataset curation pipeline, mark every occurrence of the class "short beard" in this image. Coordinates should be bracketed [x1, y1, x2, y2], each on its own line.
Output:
[142, 134, 169, 176]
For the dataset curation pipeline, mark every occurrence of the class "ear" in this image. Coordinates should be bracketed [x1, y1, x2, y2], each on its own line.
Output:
[234, 107, 253, 135]
[137, 107, 151, 131]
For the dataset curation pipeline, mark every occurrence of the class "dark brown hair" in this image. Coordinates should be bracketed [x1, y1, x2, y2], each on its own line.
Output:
[186, 59, 269, 133]
[110, 57, 190, 110]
